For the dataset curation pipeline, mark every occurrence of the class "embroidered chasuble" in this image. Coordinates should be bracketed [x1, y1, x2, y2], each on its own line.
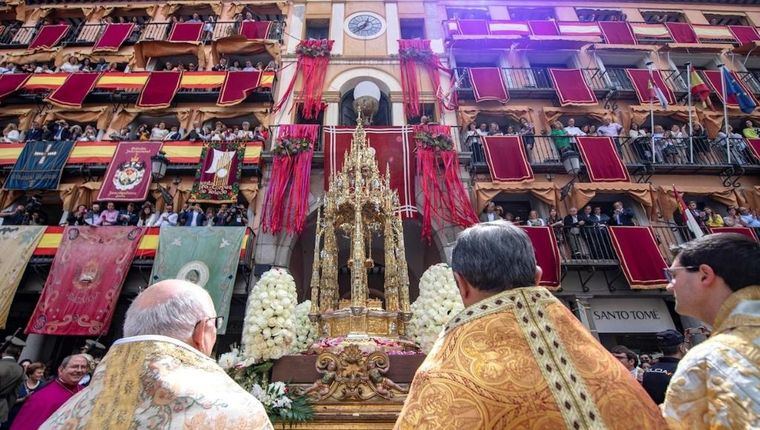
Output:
[395, 287, 668, 430]
[41, 335, 273, 430]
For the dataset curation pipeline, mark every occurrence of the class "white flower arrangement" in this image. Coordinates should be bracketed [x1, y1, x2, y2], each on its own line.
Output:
[292, 300, 318, 353]
[242, 268, 298, 363]
[251, 381, 293, 410]
[409, 263, 464, 353]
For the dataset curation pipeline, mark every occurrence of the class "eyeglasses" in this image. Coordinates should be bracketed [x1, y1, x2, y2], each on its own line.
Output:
[194, 316, 224, 331]
[663, 266, 699, 283]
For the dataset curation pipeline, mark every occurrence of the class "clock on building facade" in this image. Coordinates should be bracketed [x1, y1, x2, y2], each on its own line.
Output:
[345, 12, 386, 39]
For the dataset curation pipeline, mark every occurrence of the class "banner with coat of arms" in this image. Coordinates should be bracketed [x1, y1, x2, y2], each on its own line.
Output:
[189, 141, 244, 203]
[97, 141, 162, 202]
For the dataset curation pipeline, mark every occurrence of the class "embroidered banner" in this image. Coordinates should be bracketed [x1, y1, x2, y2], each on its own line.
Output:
[608, 226, 669, 290]
[93, 23, 134, 51]
[5, 141, 74, 190]
[240, 21, 273, 39]
[28, 24, 69, 51]
[468, 68, 509, 103]
[0, 74, 30, 101]
[520, 226, 561, 290]
[47, 72, 101, 108]
[0, 226, 45, 329]
[482, 136, 533, 182]
[26, 226, 144, 335]
[548, 68, 598, 106]
[324, 126, 417, 218]
[150, 226, 247, 334]
[136, 71, 182, 109]
[575, 136, 630, 182]
[97, 141, 163, 202]
[168, 22, 203, 42]
[217, 71, 262, 106]
[189, 141, 244, 203]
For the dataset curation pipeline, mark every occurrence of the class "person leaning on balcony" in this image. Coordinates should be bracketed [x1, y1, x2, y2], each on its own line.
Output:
[109, 127, 131, 141]
[487, 122, 502, 136]
[68, 125, 83, 142]
[723, 207, 740, 227]
[154, 203, 178, 228]
[716, 125, 749, 164]
[738, 207, 760, 228]
[59, 57, 81, 73]
[164, 126, 182, 141]
[703, 207, 724, 228]
[2, 124, 20, 143]
[742, 120, 759, 139]
[24, 121, 43, 142]
[212, 58, 229, 71]
[563, 207, 586, 258]
[610, 201, 636, 226]
[518, 117, 535, 152]
[150, 122, 170, 141]
[183, 122, 205, 141]
[549, 121, 572, 154]
[99, 202, 120, 226]
[525, 210, 545, 227]
[65, 205, 88, 226]
[237, 122, 254, 141]
[597, 117, 623, 138]
[563, 118, 586, 137]
[479, 201, 502, 223]
[691, 122, 711, 162]
[84, 203, 102, 226]
[136, 124, 150, 141]
[137, 203, 158, 227]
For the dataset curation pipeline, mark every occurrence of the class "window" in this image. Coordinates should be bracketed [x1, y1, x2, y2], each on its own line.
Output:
[508, 8, 555, 21]
[446, 8, 490, 20]
[305, 19, 329, 40]
[407, 103, 437, 125]
[400, 19, 425, 40]
[339, 90, 391, 127]
[641, 11, 685, 24]
[295, 104, 325, 126]
[704, 14, 748, 26]
[575, 9, 626, 22]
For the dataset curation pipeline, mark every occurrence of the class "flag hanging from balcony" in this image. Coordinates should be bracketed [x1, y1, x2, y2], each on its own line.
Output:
[217, 71, 262, 106]
[5, 140, 74, 190]
[608, 226, 670, 290]
[97, 141, 163, 202]
[708, 226, 758, 241]
[690, 70, 712, 108]
[188, 141, 244, 203]
[648, 79, 669, 109]
[701, 69, 758, 113]
[673, 185, 705, 240]
[398, 39, 456, 119]
[625, 69, 676, 106]
[575, 136, 630, 182]
[240, 21, 273, 39]
[28, 24, 69, 51]
[93, 23, 134, 52]
[26, 226, 144, 336]
[468, 68, 509, 103]
[0, 74, 30, 101]
[261, 124, 317, 235]
[47, 72, 101, 108]
[482, 136, 533, 182]
[414, 124, 478, 241]
[136, 71, 182, 109]
[168, 22, 203, 42]
[0, 226, 45, 329]
[273, 39, 333, 119]
[520, 227, 561, 290]
[150, 226, 247, 334]
[324, 126, 416, 218]
[548, 68, 598, 106]
[722, 67, 757, 114]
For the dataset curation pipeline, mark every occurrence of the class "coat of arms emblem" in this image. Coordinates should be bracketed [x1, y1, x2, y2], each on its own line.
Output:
[113, 155, 146, 191]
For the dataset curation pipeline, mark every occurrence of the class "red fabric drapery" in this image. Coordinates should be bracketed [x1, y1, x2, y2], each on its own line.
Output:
[414, 124, 478, 240]
[468, 68, 509, 103]
[0, 74, 30, 100]
[575, 136, 630, 182]
[608, 226, 669, 290]
[665, 22, 698, 43]
[708, 227, 758, 241]
[168, 22, 203, 42]
[728, 26, 760, 45]
[482, 136, 533, 182]
[217, 71, 262, 106]
[701, 70, 758, 109]
[26, 226, 144, 335]
[47, 73, 101, 108]
[520, 226, 561, 290]
[93, 23, 134, 52]
[599, 21, 637, 45]
[528, 20, 560, 36]
[240, 21, 273, 39]
[398, 39, 456, 119]
[261, 124, 318, 235]
[136, 71, 182, 109]
[28, 25, 70, 51]
[625, 69, 677, 106]
[273, 39, 333, 120]
[747, 138, 760, 161]
[548, 69, 598, 106]
[456, 20, 489, 35]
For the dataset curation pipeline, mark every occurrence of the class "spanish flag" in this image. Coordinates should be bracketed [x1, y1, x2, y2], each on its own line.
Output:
[690, 70, 712, 108]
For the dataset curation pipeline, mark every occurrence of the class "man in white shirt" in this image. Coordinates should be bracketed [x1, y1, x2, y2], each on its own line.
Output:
[597, 118, 623, 138]
[563, 118, 586, 137]
[153, 203, 178, 227]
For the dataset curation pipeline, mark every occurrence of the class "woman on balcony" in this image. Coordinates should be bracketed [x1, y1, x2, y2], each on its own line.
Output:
[149, 122, 170, 141]
[2, 123, 20, 143]
[518, 117, 535, 157]
[703, 207, 724, 227]
[691, 122, 711, 164]
[724, 206, 740, 227]
[525, 210, 546, 227]
[550, 121, 572, 154]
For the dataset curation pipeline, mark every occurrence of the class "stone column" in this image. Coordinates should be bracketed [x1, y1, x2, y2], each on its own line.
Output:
[574, 295, 599, 340]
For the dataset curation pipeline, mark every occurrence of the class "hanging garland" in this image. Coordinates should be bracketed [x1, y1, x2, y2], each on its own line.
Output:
[398, 39, 457, 119]
[414, 125, 478, 241]
[273, 39, 334, 119]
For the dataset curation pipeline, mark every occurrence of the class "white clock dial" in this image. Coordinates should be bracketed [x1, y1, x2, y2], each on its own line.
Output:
[345, 13, 386, 40]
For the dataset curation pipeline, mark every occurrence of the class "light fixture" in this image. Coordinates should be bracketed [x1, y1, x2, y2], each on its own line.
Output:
[149, 151, 172, 204]
[560, 149, 581, 176]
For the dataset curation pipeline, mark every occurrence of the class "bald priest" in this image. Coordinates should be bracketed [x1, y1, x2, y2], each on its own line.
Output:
[395, 222, 667, 430]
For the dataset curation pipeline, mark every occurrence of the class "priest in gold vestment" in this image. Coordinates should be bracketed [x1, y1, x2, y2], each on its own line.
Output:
[42, 280, 273, 430]
[396, 222, 667, 430]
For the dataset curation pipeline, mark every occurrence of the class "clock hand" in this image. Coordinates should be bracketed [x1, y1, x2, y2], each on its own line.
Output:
[357, 19, 369, 30]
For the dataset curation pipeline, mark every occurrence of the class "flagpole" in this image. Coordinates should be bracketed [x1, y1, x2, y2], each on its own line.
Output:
[646, 61, 656, 164]
[686, 62, 694, 164]
[719, 63, 731, 164]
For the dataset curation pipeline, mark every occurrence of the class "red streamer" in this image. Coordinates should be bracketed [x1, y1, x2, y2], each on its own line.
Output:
[273, 40, 333, 119]
[398, 39, 457, 119]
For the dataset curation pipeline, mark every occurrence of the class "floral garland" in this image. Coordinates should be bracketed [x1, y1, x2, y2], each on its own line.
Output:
[271, 137, 313, 157]
[409, 264, 464, 353]
[292, 300, 318, 353]
[242, 268, 297, 363]
[296, 39, 332, 57]
[414, 130, 454, 151]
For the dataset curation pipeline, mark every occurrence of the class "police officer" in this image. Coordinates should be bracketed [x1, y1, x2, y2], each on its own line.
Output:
[643, 329, 685, 404]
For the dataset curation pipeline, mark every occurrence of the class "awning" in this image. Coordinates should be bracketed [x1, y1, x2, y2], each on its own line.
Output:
[217, 71, 263, 106]
[608, 226, 669, 289]
[520, 226, 561, 290]
[570, 182, 654, 214]
[630, 23, 671, 41]
[728, 25, 760, 45]
[468, 68, 509, 103]
[599, 21, 637, 45]
[482, 136, 533, 182]
[693, 25, 735, 43]
[548, 68, 598, 106]
[47, 72, 101, 108]
[457, 105, 533, 128]
[28, 24, 69, 51]
[625, 69, 677, 106]
[708, 227, 758, 241]
[93, 23, 134, 52]
[240, 21, 273, 40]
[136, 71, 182, 109]
[0, 74, 30, 100]
[211, 36, 280, 63]
[168, 22, 203, 42]
[575, 136, 630, 182]
[449, 35, 521, 50]
[473, 181, 558, 212]
[518, 35, 599, 50]
[656, 185, 740, 219]
[558, 22, 601, 37]
[589, 298, 676, 332]
[665, 22, 698, 44]
[133, 41, 205, 69]
[701, 70, 758, 110]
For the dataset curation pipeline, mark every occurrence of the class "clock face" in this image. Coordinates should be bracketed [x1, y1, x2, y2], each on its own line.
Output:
[346, 13, 385, 39]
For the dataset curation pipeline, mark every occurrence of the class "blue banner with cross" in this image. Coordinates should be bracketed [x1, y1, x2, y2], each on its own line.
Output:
[5, 141, 75, 190]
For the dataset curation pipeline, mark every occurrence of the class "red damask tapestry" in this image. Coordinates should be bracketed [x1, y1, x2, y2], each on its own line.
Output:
[26, 226, 144, 336]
